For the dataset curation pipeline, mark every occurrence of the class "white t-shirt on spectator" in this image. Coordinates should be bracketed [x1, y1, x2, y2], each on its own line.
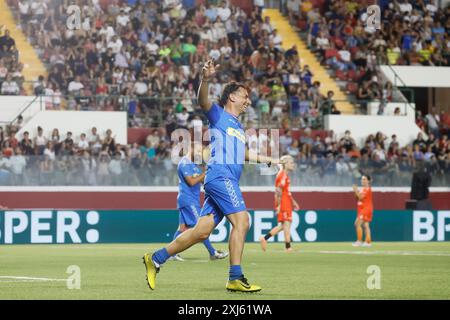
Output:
[209, 49, 221, 60]
[176, 113, 189, 127]
[209, 83, 222, 99]
[163, 0, 179, 8]
[88, 133, 100, 144]
[134, 81, 148, 95]
[31, 1, 46, 15]
[287, 0, 301, 13]
[44, 148, 56, 161]
[426, 3, 437, 14]
[316, 37, 330, 48]
[217, 7, 231, 22]
[107, 38, 123, 54]
[116, 14, 130, 27]
[213, 22, 227, 40]
[68, 81, 84, 93]
[1, 81, 20, 95]
[19, 1, 30, 14]
[146, 42, 159, 55]
[8, 155, 27, 175]
[262, 22, 274, 33]
[0, 66, 8, 78]
[338, 50, 351, 62]
[108, 160, 122, 175]
[99, 26, 116, 42]
[280, 135, 293, 152]
[78, 140, 89, 150]
[398, 2, 413, 14]
[220, 46, 232, 58]
[254, 0, 264, 7]
[44, 87, 54, 106]
[336, 161, 350, 174]
[115, 52, 128, 68]
[270, 34, 283, 48]
[372, 149, 386, 161]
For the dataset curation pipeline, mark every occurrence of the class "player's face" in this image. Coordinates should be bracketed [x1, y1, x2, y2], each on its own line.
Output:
[361, 176, 369, 187]
[286, 159, 295, 171]
[233, 87, 251, 114]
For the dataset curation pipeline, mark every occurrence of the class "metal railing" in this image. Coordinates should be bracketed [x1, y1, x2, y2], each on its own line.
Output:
[2, 91, 413, 130]
[0, 155, 448, 187]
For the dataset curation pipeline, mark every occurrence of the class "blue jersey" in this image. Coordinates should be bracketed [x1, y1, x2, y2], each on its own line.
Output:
[177, 157, 202, 209]
[205, 103, 246, 183]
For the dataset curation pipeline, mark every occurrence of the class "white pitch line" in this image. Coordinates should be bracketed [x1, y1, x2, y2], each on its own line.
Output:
[314, 250, 450, 257]
[0, 276, 67, 282]
[246, 248, 450, 257]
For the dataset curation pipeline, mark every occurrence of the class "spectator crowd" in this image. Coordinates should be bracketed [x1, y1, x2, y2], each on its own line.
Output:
[0, 27, 24, 95]
[6, 0, 349, 129]
[0, 106, 448, 187]
[286, 0, 449, 108]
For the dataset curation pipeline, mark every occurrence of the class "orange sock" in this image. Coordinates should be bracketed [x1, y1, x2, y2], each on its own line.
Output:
[356, 226, 363, 242]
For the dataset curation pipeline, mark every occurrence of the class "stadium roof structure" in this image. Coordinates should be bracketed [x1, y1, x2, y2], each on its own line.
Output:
[380, 65, 450, 88]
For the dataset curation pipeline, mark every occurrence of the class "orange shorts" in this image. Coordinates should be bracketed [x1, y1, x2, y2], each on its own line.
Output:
[357, 211, 373, 222]
[277, 210, 292, 222]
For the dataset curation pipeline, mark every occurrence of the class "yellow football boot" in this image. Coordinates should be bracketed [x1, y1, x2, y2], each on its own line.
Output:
[226, 276, 262, 293]
[143, 253, 159, 290]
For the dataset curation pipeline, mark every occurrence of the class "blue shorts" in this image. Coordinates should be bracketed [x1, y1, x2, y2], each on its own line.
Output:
[179, 205, 200, 227]
[199, 177, 247, 226]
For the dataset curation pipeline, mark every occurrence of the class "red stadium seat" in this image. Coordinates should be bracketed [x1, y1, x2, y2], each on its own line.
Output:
[335, 70, 348, 81]
[347, 70, 357, 81]
[346, 82, 358, 94]
[325, 49, 338, 59]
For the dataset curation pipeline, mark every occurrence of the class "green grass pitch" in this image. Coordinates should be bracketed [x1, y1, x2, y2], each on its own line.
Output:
[1, 242, 450, 299]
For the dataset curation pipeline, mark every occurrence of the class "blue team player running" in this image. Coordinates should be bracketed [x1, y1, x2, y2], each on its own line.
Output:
[143, 59, 281, 292]
[170, 142, 228, 261]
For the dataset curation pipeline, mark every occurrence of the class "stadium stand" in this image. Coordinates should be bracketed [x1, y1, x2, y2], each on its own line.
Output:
[6, 0, 357, 128]
[286, 0, 449, 109]
[0, 0, 448, 187]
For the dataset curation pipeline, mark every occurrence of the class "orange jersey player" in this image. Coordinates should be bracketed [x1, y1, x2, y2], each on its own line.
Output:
[259, 155, 299, 252]
[352, 175, 373, 247]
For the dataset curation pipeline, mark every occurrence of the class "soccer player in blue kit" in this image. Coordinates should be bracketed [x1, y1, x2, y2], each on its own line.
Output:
[170, 142, 228, 261]
[143, 59, 281, 292]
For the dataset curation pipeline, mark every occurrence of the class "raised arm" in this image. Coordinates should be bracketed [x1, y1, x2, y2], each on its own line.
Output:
[198, 59, 220, 112]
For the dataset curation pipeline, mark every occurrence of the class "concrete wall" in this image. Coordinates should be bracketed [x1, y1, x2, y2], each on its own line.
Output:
[368, 102, 416, 116]
[380, 66, 450, 88]
[0, 95, 42, 124]
[324, 113, 423, 147]
[15, 111, 128, 145]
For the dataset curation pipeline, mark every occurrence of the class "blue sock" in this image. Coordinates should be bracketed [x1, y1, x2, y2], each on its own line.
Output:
[153, 248, 170, 266]
[203, 239, 216, 256]
[172, 230, 182, 241]
[229, 265, 243, 281]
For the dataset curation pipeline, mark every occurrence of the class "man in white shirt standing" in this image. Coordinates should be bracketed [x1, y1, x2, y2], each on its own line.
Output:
[68, 76, 84, 94]
[107, 35, 123, 54]
[217, 2, 231, 22]
[78, 133, 89, 151]
[9, 147, 27, 185]
[116, 9, 130, 27]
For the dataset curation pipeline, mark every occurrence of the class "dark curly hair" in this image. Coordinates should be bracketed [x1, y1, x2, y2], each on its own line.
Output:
[219, 82, 249, 107]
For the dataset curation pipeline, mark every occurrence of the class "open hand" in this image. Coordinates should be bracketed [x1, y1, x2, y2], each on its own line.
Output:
[202, 59, 220, 80]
